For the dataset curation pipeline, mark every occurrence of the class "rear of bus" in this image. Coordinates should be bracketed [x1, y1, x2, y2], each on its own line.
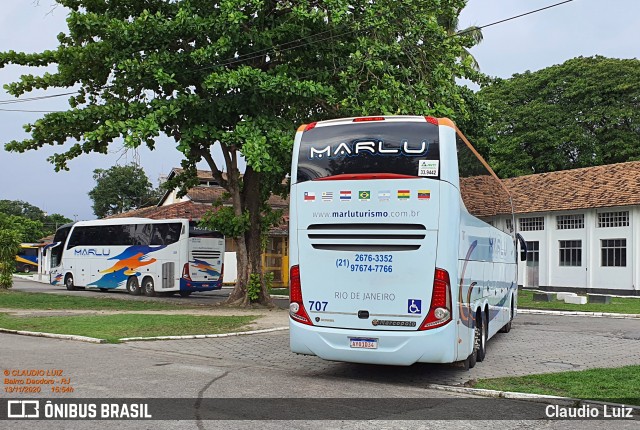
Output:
[16, 244, 39, 273]
[289, 116, 462, 366]
[180, 222, 225, 293]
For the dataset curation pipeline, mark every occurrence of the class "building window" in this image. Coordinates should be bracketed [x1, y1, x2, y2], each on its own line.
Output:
[506, 218, 514, 233]
[519, 217, 544, 231]
[598, 211, 629, 228]
[601, 239, 626, 267]
[526, 241, 539, 264]
[559, 240, 582, 266]
[556, 214, 584, 230]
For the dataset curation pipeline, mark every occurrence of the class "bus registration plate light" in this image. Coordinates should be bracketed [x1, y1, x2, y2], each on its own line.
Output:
[349, 337, 378, 349]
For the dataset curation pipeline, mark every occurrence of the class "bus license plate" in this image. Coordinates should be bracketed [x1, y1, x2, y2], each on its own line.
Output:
[350, 337, 378, 349]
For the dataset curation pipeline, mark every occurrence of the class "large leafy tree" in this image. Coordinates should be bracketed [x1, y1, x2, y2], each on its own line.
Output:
[0, 229, 21, 289]
[0, 200, 71, 239]
[478, 56, 640, 178]
[2, 0, 484, 305]
[88, 164, 162, 218]
[0, 213, 44, 243]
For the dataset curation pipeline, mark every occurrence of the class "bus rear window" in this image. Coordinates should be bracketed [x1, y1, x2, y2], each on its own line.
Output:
[296, 122, 440, 183]
[189, 222, 224, 239]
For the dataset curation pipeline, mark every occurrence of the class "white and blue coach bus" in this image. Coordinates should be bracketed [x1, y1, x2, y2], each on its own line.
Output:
[49, 218, 224, 297]
[288, 116, 527, 368]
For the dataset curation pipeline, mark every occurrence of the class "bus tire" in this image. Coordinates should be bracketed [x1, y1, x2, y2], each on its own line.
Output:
[65, 274, 76, 291]
[179, 291, 192, 297]
[499, 297, 514, 333]
[476, 310, 487, 362]
[142, 277, 156, 297]
[467, 324, 481, 369]
[22, 264, 32, 273]
[126, 277, 142, 296]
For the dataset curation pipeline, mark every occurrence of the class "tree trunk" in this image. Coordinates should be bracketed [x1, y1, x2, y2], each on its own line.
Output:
[224, 167, 274, 306]
[224, 165, 250, 305]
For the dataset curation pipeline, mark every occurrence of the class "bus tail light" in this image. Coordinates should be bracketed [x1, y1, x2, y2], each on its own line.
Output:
[182, 263, 192, 281]
[425, 116, 438, 125]
[289, 265, 313, 325]
[419, 268, 452, 330]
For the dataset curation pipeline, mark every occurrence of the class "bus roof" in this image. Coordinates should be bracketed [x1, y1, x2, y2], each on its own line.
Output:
[72, 218, 189, 227]
[298, 115, 456, 131]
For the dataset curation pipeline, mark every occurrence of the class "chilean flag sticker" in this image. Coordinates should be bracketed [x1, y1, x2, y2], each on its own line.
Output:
[304, 191, 316, 202]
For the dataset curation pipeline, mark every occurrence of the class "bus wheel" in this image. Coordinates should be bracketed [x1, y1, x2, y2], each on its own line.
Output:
[22, 264, 32, 273]
[499, 298, 514, 333]
[126, 277, 142, 296]
[477, 310, 487, 362]
[179, 291, 192, 298]
[65, 274, 76, 291]
[467, 325, 481, 369]
[143, 278, 156, 297]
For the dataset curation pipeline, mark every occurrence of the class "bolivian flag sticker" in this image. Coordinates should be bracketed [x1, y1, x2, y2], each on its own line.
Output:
[397, 190, 410, 200]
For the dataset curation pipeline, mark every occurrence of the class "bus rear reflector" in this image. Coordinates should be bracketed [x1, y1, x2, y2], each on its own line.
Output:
[353, 117, 385, 122]
[419, 268, 452, 330]
[289, 265, 313, 325]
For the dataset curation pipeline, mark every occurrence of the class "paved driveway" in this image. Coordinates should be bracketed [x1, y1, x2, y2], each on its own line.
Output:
[124, 313, 640, 386]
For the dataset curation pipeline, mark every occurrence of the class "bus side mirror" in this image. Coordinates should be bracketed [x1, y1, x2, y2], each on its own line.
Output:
[516, 233, 527, 262]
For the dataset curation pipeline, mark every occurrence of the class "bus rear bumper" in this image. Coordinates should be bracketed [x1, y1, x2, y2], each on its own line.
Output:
[290, 320, 457, 366]
[179, 279, 223, 292]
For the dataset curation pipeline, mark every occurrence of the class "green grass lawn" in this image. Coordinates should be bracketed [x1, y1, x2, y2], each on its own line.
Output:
[269, 288, 289, 296]
[474, 365, 640, 406]
[518, 289, 640, 314]
[0, 290, 200, 311]
[0, 313, 257, 343]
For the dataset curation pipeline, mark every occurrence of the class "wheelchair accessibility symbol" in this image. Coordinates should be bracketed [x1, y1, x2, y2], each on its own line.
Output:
[408, 299, 422, 314]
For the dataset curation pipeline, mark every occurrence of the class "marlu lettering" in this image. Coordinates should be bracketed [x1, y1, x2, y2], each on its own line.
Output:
[309, 139, 429, 159]
[74, 248, 111, 256]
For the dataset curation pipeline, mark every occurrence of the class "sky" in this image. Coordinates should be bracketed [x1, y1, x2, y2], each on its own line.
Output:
[0, 0, 639, 221]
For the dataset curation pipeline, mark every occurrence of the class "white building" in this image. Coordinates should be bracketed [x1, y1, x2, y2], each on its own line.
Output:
[506, 161, 640, 296]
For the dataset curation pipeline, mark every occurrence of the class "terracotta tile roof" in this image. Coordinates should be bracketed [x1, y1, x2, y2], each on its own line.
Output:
[504, 161, 640, 214]
[185, 186, 289, 208]
[460, 175, 512, 218]
[107, 201, 215, 220]
[109, 201, 288, 235]
[186, 186, 228, 203]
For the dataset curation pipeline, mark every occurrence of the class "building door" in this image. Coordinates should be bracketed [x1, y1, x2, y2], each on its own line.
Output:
[526, 241, 540, 288]
[262, 237, 288, 288]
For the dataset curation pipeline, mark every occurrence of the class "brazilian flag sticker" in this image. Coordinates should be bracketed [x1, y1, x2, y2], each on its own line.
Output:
[358, 191, 370, 201]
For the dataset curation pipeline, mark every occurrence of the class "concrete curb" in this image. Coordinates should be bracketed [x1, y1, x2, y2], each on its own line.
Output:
[0, 327, 106, 344]
[0, 325, 290, 344]
[519, 308, 640, 319]
[426, 383, 640, 411]
[120, 326, 290, 342]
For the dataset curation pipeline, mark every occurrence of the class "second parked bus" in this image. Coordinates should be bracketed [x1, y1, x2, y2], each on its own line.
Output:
[49, 218, 224, 297]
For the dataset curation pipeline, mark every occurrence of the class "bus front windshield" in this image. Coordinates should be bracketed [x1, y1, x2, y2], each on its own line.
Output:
[296, 121, 440, 183]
